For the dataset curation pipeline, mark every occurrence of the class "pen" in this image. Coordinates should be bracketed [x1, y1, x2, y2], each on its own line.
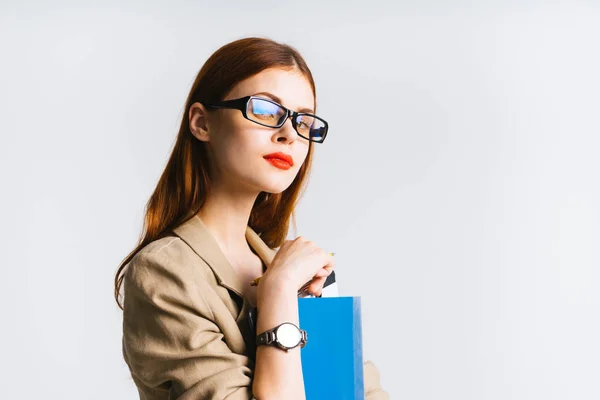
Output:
[250, 252, 335, 290]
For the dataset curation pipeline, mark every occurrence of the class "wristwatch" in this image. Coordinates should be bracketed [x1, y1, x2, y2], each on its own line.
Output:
[256, 322, 308, 352]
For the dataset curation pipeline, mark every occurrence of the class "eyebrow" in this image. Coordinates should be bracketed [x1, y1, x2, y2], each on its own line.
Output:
[253, 91, 315, 114]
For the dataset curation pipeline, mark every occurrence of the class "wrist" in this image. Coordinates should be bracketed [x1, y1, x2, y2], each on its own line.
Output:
[256, 275, 299, 333]
[257, 272, 297, 299]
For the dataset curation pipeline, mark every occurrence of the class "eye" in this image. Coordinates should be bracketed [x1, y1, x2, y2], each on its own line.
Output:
[253, 103, 278, 116]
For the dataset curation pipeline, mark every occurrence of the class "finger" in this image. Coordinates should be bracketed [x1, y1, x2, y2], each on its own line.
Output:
[325, 252, 335, 268]
[314, 266, 332, 278]
[307, 276, 326, 296]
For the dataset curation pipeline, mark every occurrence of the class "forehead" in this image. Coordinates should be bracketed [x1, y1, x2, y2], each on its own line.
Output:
[227, 67, 315, 112]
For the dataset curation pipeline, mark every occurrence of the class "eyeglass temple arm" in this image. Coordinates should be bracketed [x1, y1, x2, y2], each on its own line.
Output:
[202, 97, 249, 109]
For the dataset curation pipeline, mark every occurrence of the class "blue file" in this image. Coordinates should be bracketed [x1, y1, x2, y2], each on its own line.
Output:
[298, 297, 365, 400]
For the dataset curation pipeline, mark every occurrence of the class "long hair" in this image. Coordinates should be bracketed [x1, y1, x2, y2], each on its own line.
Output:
[114, 37, 318, 309]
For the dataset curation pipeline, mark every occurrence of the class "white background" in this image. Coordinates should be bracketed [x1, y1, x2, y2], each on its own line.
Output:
[1, 1, 599, 399]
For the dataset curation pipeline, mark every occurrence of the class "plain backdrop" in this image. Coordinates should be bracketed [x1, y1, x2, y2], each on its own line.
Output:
[1, 1, 599, 399]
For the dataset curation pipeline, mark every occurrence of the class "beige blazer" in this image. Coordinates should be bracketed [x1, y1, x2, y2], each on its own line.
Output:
[122, 214, 389, 399]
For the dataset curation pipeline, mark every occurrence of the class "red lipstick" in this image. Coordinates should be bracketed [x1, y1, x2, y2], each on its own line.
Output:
[263, 152, 294, 170]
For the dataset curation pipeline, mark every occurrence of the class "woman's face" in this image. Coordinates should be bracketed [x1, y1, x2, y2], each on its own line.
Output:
[189, 67, 314, 195]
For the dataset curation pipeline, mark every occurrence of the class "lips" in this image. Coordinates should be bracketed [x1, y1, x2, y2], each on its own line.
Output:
[263, 152, 294, 167]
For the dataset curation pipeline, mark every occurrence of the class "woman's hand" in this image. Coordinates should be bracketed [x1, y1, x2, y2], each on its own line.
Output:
[259, 236, 335, 297]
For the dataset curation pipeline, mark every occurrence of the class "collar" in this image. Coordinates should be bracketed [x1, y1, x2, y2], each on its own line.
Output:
[171, 214, 275, 297]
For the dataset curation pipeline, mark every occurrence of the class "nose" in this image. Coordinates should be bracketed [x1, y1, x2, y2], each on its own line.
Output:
[274, 111, 298, 143]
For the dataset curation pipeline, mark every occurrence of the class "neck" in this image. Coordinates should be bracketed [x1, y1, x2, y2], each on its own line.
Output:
[195, 184, 261, 266]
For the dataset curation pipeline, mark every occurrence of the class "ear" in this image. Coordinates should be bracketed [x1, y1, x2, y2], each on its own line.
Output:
[189, 102, 211, 142]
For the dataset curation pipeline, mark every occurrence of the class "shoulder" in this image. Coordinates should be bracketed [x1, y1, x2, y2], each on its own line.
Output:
[122, 235, 221, 323]
[124, 235, 216, 294]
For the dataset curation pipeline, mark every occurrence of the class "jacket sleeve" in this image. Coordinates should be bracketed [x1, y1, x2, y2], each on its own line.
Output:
[122, 251, 254, 400]
[364, 360, 390, 400]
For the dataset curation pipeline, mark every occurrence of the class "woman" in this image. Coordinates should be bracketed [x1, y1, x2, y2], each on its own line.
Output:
[114, 37, 388, 400]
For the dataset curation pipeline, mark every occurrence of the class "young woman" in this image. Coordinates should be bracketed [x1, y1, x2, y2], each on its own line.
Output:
[114, 37, 388, 400]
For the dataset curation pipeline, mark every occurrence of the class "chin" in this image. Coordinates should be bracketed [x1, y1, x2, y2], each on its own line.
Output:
[257, 175, 297, 195]
[248, 163, 301, 194]
[260, 183, 292, 195]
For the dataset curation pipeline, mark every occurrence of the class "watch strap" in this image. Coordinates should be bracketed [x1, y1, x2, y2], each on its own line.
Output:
[257, 329, 276, 346]
[256, 322, 308, 350]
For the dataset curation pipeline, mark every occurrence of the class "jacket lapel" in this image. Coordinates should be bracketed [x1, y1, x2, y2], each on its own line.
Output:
[171, 214, 275, 297]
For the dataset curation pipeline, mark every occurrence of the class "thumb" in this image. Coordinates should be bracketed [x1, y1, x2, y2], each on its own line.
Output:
[306, 276, 327, 296]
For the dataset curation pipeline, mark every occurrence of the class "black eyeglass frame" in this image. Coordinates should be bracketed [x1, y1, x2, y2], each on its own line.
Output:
[201, 95, 328, 143]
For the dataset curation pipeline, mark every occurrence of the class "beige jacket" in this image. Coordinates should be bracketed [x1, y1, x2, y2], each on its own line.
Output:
[122, 214, 389, 399]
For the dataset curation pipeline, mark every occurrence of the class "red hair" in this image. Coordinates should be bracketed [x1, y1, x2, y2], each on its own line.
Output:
[114, 37, 318, 309]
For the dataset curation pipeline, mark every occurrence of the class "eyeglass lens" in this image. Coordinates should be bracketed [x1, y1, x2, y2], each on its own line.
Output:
[247, 98, 326, 142]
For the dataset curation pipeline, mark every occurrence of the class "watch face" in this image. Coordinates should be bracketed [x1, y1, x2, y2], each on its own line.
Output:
[276, 323, 302, 348]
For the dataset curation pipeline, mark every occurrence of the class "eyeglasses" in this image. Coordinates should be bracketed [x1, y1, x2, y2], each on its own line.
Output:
[201, 95, 328, 143]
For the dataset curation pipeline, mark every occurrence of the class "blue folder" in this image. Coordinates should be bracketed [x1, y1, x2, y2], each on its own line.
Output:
[298, 296, 365, 400]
